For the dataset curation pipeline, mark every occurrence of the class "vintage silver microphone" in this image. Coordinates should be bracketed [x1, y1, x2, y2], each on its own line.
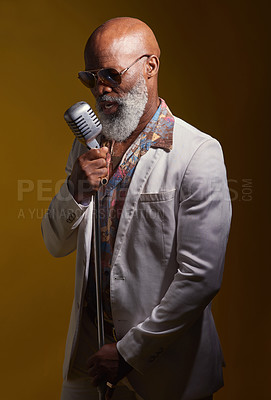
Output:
[64, 100, 101, 147]
[64, 101, 106, 400]
[64, 101, 108, 185]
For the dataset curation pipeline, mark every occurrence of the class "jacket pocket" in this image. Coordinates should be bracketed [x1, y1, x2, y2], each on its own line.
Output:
[131, 189, 176, 264]
[139, 189, 176, 203]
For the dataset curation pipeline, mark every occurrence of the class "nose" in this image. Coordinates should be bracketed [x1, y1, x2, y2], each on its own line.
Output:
[92, 77, 113, 97]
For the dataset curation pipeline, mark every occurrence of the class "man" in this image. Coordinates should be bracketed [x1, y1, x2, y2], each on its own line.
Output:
[42, 17, 231, 400]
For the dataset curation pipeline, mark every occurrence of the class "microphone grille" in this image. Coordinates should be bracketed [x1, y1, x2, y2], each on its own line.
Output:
[64, 101, 102, 147]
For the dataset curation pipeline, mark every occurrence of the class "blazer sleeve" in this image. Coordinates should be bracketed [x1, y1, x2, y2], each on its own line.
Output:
[117, 138, 232, 373]
[41, 139, 91, 257]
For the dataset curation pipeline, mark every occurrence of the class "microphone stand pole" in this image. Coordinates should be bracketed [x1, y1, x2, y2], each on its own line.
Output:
[93, 190, 106, 400]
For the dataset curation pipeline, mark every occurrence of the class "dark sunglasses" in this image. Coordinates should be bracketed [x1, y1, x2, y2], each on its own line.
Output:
[78, 54, 150, 89]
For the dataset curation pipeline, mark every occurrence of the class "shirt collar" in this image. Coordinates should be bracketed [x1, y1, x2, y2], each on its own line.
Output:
[145, 98, 174, 151]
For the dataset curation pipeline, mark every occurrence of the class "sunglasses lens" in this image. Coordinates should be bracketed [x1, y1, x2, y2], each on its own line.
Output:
[78, 71, 96, 88]
[98, 68, 121, 87]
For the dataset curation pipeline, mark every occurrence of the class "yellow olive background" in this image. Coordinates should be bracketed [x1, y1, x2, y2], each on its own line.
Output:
[0, 1, 269, 399]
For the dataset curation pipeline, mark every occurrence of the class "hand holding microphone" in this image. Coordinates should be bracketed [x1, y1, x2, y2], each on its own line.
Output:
[64, 101, 108, 203]
[68, 147, 108, 203]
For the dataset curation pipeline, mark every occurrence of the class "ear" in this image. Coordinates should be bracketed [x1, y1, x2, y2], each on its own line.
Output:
[146, 55, 159, 78]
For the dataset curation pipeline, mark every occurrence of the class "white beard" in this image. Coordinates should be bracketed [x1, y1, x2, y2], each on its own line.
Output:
[95, 75, 148, 142]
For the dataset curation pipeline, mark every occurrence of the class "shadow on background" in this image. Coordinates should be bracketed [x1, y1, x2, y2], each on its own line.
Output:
[0, 1, 270, 399]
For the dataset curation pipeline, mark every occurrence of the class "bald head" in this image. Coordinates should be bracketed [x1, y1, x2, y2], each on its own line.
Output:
[84, 17, 160, 68]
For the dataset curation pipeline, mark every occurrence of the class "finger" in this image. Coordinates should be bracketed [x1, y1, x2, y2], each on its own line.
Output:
[100, 146, 109, 156]
[82, 158, 107, 170]
[86, 147, 108, 160]
[86, 168, 108, 191]
[84, 166, 107, 180]
[87, 364, 107, 384]
[89, 157, 107, 168]
[91, 167, 108, 178]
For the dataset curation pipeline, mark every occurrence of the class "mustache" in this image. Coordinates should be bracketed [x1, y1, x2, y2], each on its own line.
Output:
[96, 94, 124, 106]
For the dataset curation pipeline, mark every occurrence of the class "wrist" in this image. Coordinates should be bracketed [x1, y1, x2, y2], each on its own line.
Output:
[117, 348, 133, 375]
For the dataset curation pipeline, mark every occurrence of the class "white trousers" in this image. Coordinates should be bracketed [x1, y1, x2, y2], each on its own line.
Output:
[61, 308, 142, 400]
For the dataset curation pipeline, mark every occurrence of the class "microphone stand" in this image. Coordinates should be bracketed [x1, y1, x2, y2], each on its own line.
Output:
[64, 102, 106, 398]
[93, 190, 106, 400]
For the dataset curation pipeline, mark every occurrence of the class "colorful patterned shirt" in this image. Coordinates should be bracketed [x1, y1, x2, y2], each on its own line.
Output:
[85, 98, 174, 329]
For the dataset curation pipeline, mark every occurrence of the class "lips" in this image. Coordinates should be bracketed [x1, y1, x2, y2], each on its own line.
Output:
[100, 101, 119, 115]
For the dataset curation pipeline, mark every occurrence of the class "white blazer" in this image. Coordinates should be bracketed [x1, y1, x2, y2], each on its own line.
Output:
[41, 115, 232, 400]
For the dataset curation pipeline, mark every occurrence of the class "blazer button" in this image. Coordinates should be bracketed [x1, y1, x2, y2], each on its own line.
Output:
[66, 212, 76, 223]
